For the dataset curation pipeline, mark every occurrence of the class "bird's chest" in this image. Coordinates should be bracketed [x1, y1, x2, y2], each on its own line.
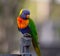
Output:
[18, 17, 29, 29]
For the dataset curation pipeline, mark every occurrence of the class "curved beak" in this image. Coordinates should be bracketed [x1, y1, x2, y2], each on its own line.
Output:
[26, 15, 30, 18]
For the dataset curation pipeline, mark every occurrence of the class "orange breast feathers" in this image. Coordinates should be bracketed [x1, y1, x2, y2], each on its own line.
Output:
[17, 16, 29, 29]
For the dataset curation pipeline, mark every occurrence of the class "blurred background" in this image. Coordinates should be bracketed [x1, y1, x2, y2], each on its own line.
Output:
[0, 0, 60, 56]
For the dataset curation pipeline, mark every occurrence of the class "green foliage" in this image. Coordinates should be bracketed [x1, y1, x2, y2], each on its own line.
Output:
[51, 3, 60, 19]
[0, 4, 3, 15]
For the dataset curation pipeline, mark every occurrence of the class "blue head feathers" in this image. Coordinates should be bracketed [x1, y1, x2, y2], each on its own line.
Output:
[19, 9, 30, 19]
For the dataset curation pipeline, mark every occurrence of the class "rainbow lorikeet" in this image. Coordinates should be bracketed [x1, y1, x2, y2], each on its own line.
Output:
[17, 9, 41, 56]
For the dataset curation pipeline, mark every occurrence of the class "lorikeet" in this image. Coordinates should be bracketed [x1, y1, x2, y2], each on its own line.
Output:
[17, 9, 41, 56]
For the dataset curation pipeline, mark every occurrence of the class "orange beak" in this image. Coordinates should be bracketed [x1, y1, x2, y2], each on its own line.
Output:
[26, 15, 30, 18]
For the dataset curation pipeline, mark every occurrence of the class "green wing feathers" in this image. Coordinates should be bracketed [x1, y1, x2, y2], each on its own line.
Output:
[29, 18, 41, 56]
[29, 18, 38, 40]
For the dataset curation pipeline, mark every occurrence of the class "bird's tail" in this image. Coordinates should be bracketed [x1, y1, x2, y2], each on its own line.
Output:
[32, 41, 41, 56]
[35, 47, 41, 56]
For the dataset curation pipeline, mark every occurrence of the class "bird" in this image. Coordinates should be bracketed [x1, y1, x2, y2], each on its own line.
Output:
[17, 9, 41, 56]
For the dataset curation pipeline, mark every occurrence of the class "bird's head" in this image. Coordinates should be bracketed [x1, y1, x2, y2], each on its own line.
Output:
[19, 9, 30, 20]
